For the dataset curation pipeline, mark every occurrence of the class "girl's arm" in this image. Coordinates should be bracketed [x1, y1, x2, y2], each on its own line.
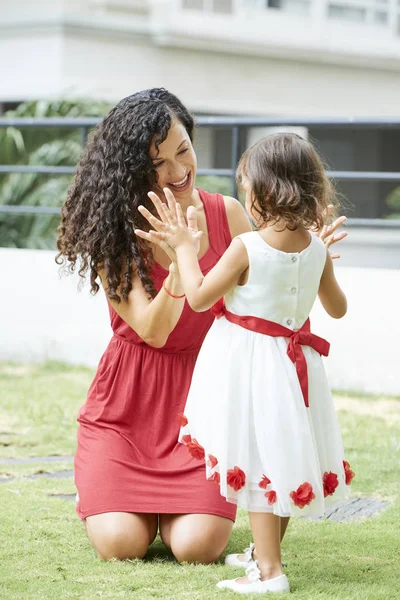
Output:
[136, 192, 249, 312]
[102, 263, 185, 348]
[175, 237, 249, 311]
[318, 249, 347, 319]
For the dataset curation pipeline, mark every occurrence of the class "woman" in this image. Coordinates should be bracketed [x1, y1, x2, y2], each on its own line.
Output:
[56, 88, 346, 563]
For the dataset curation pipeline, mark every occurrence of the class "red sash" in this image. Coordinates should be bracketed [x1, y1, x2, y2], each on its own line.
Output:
[211, 299, 330, 408]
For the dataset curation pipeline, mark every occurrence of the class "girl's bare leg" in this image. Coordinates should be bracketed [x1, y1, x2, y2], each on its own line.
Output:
[235, 512, 283, 584]
[249, 512, 283, 580]
[236, 516, 290, 563]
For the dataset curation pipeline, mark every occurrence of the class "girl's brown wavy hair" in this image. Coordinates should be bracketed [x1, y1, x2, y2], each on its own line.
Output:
[56, 88, 194, 302]
[236, 133, 338, 231]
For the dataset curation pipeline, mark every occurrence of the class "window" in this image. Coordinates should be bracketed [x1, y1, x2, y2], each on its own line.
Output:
[328, 1, 391, 26]
[266, 0, 311, 14]
[182, 0, 233, 13]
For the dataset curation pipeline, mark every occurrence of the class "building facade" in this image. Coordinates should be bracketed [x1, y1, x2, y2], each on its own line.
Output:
[1, 0, 400, 218]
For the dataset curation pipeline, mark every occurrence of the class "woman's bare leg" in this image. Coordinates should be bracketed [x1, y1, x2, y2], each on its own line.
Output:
[159, 513, 233, 564]
[85, 512, 158, 561]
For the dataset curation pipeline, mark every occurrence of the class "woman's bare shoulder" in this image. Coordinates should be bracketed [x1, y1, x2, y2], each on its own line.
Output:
[222, 195, 252, 237]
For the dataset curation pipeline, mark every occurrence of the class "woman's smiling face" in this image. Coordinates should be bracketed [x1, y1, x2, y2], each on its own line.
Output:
[150, 118, 197, 199]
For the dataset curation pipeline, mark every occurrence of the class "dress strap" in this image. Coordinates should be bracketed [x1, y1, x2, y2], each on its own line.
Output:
[198, 189, 232, 255]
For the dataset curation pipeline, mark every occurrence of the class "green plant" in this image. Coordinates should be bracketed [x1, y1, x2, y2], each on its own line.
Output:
[385, 186, 400, 219]
[0, 99, 111, 249]
[195, 175, 234, 197]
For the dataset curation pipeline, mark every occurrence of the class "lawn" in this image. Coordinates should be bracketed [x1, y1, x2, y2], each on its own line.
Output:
[0, 362, 399, 600]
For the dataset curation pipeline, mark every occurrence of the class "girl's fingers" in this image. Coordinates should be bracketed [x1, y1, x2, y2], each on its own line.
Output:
[138, 206, 167, 231]
[163, 187, 178, 220]
[176, 202, 186, 227]
[161, 202, 178, 227]
[187, 205, 198, 233]
[148, 191, 168, 223]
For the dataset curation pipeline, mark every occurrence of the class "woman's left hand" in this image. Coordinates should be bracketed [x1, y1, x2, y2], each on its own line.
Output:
[318, 206, 348, 259]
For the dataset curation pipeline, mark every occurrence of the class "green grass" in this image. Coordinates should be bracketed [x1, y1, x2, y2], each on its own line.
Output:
[0, 362, 399, 599]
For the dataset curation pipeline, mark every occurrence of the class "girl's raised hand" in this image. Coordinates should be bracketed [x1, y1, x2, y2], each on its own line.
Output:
[318, 205, 348, 259]
[135, 187, 202, 253]
[134, 189, 177, 262]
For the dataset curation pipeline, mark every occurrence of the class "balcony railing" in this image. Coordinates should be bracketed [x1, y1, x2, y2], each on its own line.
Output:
[0, 116, 400, 228]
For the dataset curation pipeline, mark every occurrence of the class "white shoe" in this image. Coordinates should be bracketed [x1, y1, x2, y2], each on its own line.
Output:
[217, 561, 290, 595]
[225, 543, 287, 569]
[225, 543, 255, 568]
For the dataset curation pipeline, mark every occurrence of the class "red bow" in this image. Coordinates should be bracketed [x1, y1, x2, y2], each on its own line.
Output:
[210, 297, 226, 319]
[210, 299, 330, 408]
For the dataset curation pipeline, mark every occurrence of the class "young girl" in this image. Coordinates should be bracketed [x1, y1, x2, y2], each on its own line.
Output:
[135, 133, 355, 595]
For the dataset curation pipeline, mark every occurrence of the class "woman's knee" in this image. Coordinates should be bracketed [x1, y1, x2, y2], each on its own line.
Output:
[85, 512, 157, 561]
[167, 514, 233, 564]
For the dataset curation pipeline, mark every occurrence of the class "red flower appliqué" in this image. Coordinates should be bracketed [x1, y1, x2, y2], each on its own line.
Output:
[265, 490, 277, 505]
[208, 472, 220, 485]
[181, 434, 192, 444]
[290, 482, 315, 508]
[177, 413, 188, 427]
[227, 466, 246, 492]
[207, 455, 218, 469]
[323, 471, 339, 497]
[186, 438, 205, 460]
[258, 475, 271, 489]
[343, 460, 355, 485]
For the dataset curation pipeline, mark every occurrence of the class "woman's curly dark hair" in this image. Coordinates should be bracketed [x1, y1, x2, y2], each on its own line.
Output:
[56, 88, 194, 302]
[236, 133, 338, 231]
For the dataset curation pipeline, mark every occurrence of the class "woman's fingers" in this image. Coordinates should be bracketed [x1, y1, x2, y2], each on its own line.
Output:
[134, 228, 166, 242]
[327, 216, 347, 237]
[325, 230, 348, 248]
[135, 229, 176, 261]
[319, 215, 347, 240]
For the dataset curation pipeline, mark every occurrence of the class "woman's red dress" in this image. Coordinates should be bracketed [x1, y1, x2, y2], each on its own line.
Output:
[75, 190, 237, 521]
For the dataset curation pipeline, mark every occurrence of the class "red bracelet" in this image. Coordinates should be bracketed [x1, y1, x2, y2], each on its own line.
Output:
[162, 278, 185, 299]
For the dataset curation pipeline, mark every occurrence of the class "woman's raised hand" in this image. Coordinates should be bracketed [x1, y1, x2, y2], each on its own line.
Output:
[135, 187, 203, 254]
[318, 205, 348, 259]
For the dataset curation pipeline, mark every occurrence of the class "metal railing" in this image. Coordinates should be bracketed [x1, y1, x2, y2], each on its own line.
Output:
[1, 116, 400, 227]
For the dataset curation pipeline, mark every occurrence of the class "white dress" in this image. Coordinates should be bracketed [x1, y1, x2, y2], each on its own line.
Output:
[179, 231, 354, 517]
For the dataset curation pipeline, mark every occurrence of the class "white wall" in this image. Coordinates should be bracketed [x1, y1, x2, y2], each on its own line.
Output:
[0, 248, 399, 396]
[0, 249, 112, 368]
